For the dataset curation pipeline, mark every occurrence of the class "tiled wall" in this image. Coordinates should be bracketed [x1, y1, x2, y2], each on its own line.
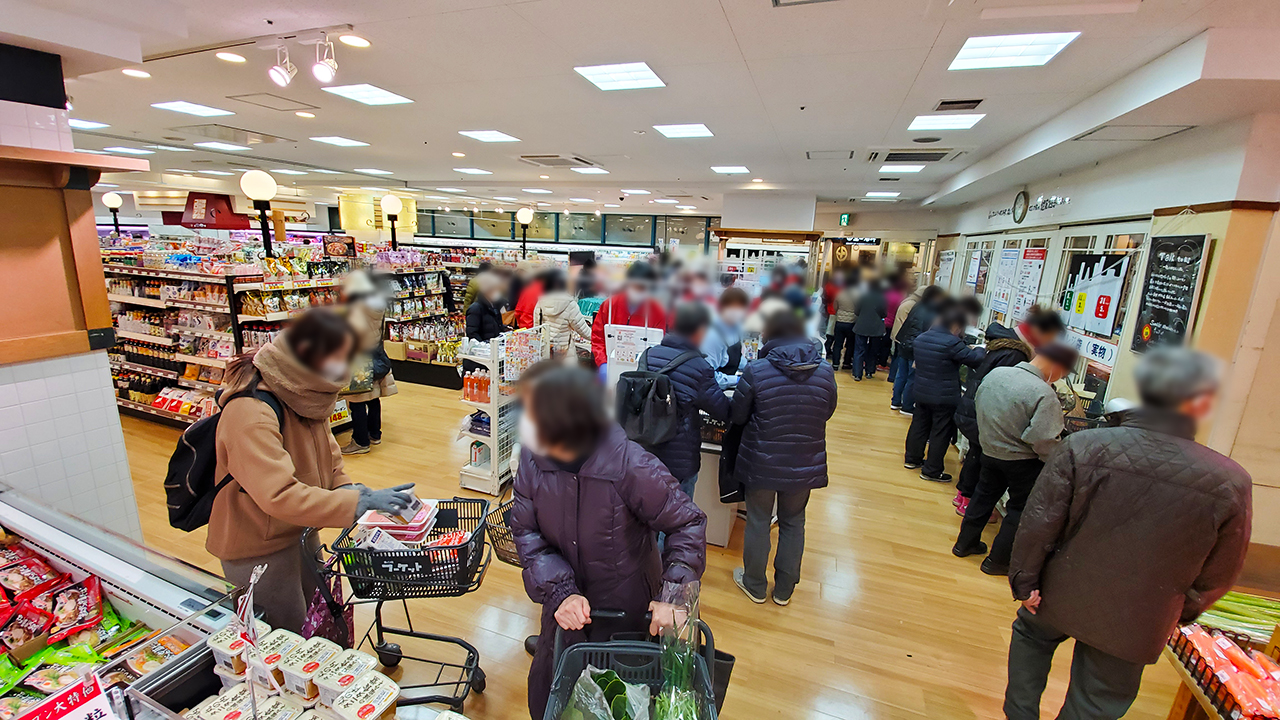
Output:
[0, 99, 74, 152]
[0, 351, 142, 541]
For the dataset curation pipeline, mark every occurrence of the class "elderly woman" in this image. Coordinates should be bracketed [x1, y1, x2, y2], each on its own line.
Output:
[464, 271, 507, 372]
[340, 271, 398, 455]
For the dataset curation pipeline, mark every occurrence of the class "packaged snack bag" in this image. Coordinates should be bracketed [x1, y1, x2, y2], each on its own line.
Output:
[47, 577, 103, 642]
[0, 559, 63, 605]
[0, 603, 51, 659]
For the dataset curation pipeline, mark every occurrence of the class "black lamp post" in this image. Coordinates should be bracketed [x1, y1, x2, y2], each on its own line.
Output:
[381, 194, 403, 250]
[516, 207, 534, 259]
[240, 170, 279, 258]
[102, 192, 123, 234]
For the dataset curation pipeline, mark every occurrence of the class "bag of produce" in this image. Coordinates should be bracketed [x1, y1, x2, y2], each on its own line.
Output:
[655, 582, 701, 720]
[561, 667, 649, 720]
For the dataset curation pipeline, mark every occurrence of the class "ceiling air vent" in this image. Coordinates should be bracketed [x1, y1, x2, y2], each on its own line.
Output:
[227, 93, 318, 112]
[935, 99, 983, 112]
[806, 150, 856, 160]
[170, 124, 294, 145]
[879, 177, 900, 182]
[518, 154, 598, 169]
[773, 0, 843, 6]
[883, 150, 951, 163]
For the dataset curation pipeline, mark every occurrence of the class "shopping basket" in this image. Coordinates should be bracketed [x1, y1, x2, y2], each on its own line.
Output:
[484, 488, 521, 568]
[543, 610, 720, 720]
[1062, 415, 1106, 436]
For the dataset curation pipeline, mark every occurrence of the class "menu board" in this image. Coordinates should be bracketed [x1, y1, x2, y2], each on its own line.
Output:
[990, 248, 1021, 314]
[1011, 248, 1047, 322]
[1130, 235, 1210, 353]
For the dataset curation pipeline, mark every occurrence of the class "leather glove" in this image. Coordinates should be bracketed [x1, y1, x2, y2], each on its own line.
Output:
[355, 482, 416, 517]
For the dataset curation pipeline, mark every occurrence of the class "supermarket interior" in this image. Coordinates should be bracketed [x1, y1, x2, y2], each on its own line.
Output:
[5, 1, 1280, 719]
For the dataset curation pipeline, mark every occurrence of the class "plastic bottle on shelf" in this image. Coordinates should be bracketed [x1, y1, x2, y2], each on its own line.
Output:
[480, 370, 490, 403]
[463, 371, 473, 401]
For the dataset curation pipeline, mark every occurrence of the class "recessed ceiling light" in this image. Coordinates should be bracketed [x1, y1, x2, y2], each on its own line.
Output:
[880, 164, 925, 173]
[908, 114, 985, 131]
[652, 123, 713, 138]
[437, 188, 465, 193]
[295, 111, 315, 118]
[310, 168, 342, 174]
[605, 203, 620, 208]
[676, 205, 697, 210]
[570, 198, 594, 203]
[311, 136, 369, 147]
[197, 170, 234, 175]
[338, 35, 370, 48]
[122, 68, 150, 78]
[68, 119, 108, 129]
[97, 183, 118, 187]
[866, 191, 901, 198]
[537, 202, 551, 207]
[571, 167, 609, 174]
[272, 169, 308, 175]
[354, 168, 394, 175]
[147, 145, 194, 152]
[523, 188, 553, 194]
[711, 166, 750, 174]
[194, 141, 250, 151]
[103, 146, 154, 155]
[493, 196, 519, 202]
[654, 199, 679, 204]
[216, 52, 246, 63]
[452, 152, 465, 157]
[453, 167, 492, 175]
[949, 32, 1081, 71]
[621, 189, 650, 195]
[861, 197, 899, 202]
[751, 178, 764, 183]
[574, 62, 665, 91]
[322, 83, 412, 106]
[539, 174, 550, 179]
[459, 130, 520, 143]
[76, 149, 109, 154]
[151, 101, 234, 117]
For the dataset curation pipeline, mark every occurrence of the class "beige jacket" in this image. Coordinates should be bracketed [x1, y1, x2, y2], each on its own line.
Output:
[345, 301, 398, 403]
[892, 288, 924, 341]
[534, 291, 591, 355]
[207, 337, 359, 561]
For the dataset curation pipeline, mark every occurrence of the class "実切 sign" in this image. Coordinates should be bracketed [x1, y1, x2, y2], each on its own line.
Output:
[1063, 329, 1119, 368]
[1061, 253, 1129, 337]
[25, 675, 118, 720]
[1130, 235, 1210, 353]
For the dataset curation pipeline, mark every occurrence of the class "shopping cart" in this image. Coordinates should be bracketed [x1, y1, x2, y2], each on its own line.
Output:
[543, 610, 721, 720]
[1062, 415, 1106, 436]
[305, 497, 492, 713]
[484, 487, 521, 568]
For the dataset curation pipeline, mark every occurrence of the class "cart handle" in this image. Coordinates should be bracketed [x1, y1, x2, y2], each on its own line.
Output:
[550, 609, 716, 687]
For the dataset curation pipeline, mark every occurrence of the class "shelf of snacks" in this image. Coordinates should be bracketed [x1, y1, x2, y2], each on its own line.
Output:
[115, 330, 175, 346]
[173, 354, 226, 369]
[115, 397, 202, 425]
[110, 361, 179, 381]
[107, 294, 167, 308]
[177, 378, 221, 393]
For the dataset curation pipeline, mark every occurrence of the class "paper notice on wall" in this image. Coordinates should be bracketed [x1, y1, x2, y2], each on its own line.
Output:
[935, 250, 956, 289]
[990, 248, 1021, 314]
[1011, 248, 1047, 322]
[965, 253, 981, 287]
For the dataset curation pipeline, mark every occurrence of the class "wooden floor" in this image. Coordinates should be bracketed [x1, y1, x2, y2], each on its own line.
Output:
[120, 372, 1180, 720]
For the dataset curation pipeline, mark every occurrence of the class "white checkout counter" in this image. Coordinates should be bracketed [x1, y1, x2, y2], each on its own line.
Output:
[691, 440, 737, 547]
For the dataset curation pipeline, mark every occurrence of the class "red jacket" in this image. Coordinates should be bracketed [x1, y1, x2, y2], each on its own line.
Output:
[514, 280, 543, 329]
[590, 293, 667, 366]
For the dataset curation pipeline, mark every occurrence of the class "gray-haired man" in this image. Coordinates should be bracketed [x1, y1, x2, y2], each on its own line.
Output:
[1002, 348, 1252, 720]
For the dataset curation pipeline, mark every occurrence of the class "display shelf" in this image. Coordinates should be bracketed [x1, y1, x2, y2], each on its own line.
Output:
[386, 312, 446, 323]
[459, 428, 491, 443]
[115, 329, 175, 346]
[110, 361, 180, 380]
[236, 278, 340, 292]
[166, 298, 231, 312]
[174, 354, 227, 368]
[174, 327, 235, 341]
[374, 266, 446, 275]
[107, 293, 166, 308]
[178, 378, 222, 393]
[391, 289, 445, 298]
[116, 397, 197, 425]
[102, 264, 244, 284]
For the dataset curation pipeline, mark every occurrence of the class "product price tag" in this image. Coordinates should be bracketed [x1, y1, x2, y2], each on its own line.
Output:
[24, 675, 119, 720]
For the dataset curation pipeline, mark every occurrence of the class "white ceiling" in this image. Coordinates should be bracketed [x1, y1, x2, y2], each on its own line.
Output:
[50, 0, 1280, 214]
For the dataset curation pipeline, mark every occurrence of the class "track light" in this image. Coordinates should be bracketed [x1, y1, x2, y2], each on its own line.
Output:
[313, 38, 338, 83]
[269, 47, 297, 87]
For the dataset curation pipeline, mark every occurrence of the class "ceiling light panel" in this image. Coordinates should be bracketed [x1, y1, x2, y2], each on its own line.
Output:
[354, 168, 393, 175]
[621, 189, 650, 195]
[148, 145, 193, 152]
[493, 196, 519, 202]
[711, 166, 749, 174]
[437, 188, 465, 193]
[459, 130, 520, 143]
[68, 119, 108, 129]
[949, 33, 1081, 71]
[197, 170, 234, 175]
[575, 62, 665, 91]
[151, 101, 234, 117]
[908, 114, 985, 131]
[523, 188, 553, 194]
[654, 199, 679, 204]
[193, 141, 250, 151]
[676, 205, 697, 210]
[339, 35, 370, 48]
[103, 147, 153, 155]
[311, 136, 369, 147]
[880, 164, 925, 173]
[453, 168, 492, 175]
[653, 123, 713, 138]
[216, 52, 245, 63]
[571, 167, 610, 174]
[569, 198, 593, 203]
[272, 168, 307, 175]
[322, 84, 412, 106]
[866, 191, 901, 198]
[122, 68, 150, 78]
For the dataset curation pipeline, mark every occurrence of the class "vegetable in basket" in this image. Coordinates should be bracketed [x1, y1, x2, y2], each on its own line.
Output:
[655, 582, 701, 720]
[560, 667, 649, 720]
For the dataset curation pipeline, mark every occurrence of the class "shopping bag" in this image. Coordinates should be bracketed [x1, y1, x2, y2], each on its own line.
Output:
[341, 353, 375, 395]
[717, 423, 746, 504]
[301, 571, 354, 648]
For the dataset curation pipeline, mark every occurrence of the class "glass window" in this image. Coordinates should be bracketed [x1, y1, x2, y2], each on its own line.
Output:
[1066, 235, 1094, 249]
[525, 212, 555, 240]
[560, 213, 603, 242]
[1027, 238, 1048, 248]
[1109, 233, 1145, 250]
[426, 210, 471, 237]
[605, 215, 654, 246]
[654, 217, 667, 248]
[1004, 239, 1021, 249]
[474, 211, 513, 239]
[664, 216, 705, 251]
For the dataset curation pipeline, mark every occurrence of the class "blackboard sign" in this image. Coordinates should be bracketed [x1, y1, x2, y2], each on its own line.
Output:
[1130, 234, 1210, 353]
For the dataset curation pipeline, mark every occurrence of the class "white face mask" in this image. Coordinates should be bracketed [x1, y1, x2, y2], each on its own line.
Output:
[721, 308, 746, 326]
[626, 288, 648, 307]
[364, 295, 387, 311]
[518, 410, 544, 456]
[321, 360, 349, 383]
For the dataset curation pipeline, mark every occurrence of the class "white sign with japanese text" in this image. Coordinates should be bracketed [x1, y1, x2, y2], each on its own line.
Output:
[25, 675, 118, 720]
[1063, 329, 1119, 368]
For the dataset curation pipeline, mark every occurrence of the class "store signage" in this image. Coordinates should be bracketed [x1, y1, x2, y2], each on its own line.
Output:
[987, 193, 1072, 226]
[1131, 235, 1210, 354]
[1061, 253, 1129, 337]
[180, 192, 252, 230]
[25, 675, 118, 720]
[839, 213, 850, 227]
[845, 237, 881, 245]
[1064, 329, 1119, 368]
[1011, 248, 1047, 321]
[935, 250, 956, 289]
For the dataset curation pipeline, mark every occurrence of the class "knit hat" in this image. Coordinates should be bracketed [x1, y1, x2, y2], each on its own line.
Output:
[1036, 342, 1079, 371]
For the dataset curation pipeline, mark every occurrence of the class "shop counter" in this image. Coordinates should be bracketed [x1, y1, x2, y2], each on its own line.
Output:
[694, 442, 736, 547]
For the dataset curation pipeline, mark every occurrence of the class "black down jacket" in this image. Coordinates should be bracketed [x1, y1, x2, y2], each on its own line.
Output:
[954, 322, 1033, 442]
[895, 300, 939, 361]
[1010, 408, 1252, 665]
[465, 294, 505, 342]
[730, 337, 838, 491]
[642, 335, 731, 481]
[911, 326, 986, 407]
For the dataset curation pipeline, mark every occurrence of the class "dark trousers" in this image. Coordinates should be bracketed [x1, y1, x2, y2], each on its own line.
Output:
[877, 333, 892, 367]
[1005, 607, 1145, 720]
[852, 334, 879, 379]
[349, 398, 381, 447]
[957, 436, 984, 498]
[742, 487, 811, 599]
[892, 357, 916, 411]
[887, 343, 899, 382]
[832, 322, 856, 370]
[904, 402, 956, 477]
[956, 455, 1045, 565]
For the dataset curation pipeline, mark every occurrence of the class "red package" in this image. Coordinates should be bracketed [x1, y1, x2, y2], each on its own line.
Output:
[424, 530, 469, 548]
[0, 546, 35, 568]
[29, 577, 72, 614]
[47, 576, 103, 643]
[0, 602, 53, 654]
[0, 558, 63, 605]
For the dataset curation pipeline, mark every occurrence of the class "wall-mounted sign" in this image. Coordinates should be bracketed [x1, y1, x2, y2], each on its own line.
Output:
[839, 212, 850, 227]
[1064, 329, 1119, 368]
[845, 237, 881, 245]
[1131, 234, 1210, 354]
[990, 248, 1021, 314]
[988, 193, 1072, 226]
[1061, 253, 1129, 337]
[1011, 248, 1047, 321]
[935, 250, 956, 289]
[180, 192, 252, 230]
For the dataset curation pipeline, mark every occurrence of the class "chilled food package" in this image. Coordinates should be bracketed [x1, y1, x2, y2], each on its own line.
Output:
[213, 663, 245, 691]
[125, 635, 190, 675]
[279, 637, 341, 701]
[314, 650, 378, 708]
[190, 682, 285, 720]
[100, 666, 140, 687]
[331, 670, 399, 720]
[0, 689, 43, 720]
[0, 558, 64, 605]
[47, 577, 103, 642]
[248, 629, 303, 690]
[350, 527, 407, 553]
[0, 547, 35, 569]
[22, 663, 80, 694]
[28, 578, 70, 615]
[64, 598, 124, 649]
[356, 498, 433, 528]
[0, 603, 52, 658]
[208, 619, 271, 674]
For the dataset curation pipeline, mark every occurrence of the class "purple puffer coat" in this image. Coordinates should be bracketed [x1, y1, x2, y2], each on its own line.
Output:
[512, 424, 707, 720]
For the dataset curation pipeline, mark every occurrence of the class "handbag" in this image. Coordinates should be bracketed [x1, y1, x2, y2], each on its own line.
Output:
[342, 352, 375, 395]
[301, 561, 354, 648]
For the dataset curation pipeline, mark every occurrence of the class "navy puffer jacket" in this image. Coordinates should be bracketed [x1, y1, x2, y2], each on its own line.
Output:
[911, 326, 986, 407]
[643, 336, 730, 480]
[730, 337, 838, 491]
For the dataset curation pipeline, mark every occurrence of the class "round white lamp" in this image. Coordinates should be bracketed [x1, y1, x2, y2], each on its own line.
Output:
[102, 192, 123, 234]
[515, 207, 534, 225]
[380, 194, 404, 249]
[240, 170, 278, 256]
[515, 206, 535, 259]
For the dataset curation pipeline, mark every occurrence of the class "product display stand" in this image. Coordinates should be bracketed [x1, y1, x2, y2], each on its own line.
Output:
[377, 266, 467, 389]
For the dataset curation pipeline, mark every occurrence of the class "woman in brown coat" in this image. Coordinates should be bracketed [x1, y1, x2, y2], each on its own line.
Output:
[209, 309, 415, 631]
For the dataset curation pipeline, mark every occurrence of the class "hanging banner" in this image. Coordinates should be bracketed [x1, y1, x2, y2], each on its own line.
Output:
[1131, 235, 1210, 353]
[990, 248, 1021, 314]
[935, 250, 956, 289]
[1061, 253, 1129, 337]
[1011, 248, 1047, 322]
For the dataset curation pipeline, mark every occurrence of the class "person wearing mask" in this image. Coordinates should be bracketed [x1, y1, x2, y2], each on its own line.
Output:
[851, 278, 887, 381]
[703, 287, 750, 389]
[952, 342, 1077, 574]
[532, 270, 591, 359]
[574, 256, 598, 299]
[462, 261, 493, 314]
[892, 285, 946, 415]
[643, 303, 731, 501]
[882, 274, 905, 373]
[904, 305, 986, 482]
[514, 267, 548, 330]
[339, 271, 398, 455]
[210, 309, 416, 631]
[830, 272, 859, 371]
[952, 307, 1066, 514]
[1004, 348, 1252, 720]
[590, 262, 667, 369]
[731, 312, 838, 606]
[508, 260, 533, 316]
[465, 272, 507, 373]
[512, 368, 707, 720]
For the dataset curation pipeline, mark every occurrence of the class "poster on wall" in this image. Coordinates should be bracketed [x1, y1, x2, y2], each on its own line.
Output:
[965, 252, 981, 286]
[1130, 234, 1210, 353]
[990, 248, 1021, 314]
[1060, 253, 1130, 337]
[935, 250, 956, 289]
[1011, 248, 1047, 321]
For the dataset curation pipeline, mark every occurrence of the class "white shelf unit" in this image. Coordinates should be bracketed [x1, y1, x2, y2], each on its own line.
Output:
[457, 326, 549, 495]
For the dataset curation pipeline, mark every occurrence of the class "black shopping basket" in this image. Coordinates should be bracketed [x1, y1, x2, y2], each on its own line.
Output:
[484, 487, 521, 568]
[1062, 415, 1106, 436]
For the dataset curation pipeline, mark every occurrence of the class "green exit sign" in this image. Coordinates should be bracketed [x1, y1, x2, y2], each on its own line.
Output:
[839, 213, 850, 227]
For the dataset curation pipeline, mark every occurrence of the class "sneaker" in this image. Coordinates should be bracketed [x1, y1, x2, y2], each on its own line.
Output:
[370, 437, 382, 445]
[952, 541, 988, 558]
[956, 497, 969, 517]
[904, 461, 923, 470]
[852, 376, 862, 382]
[772, 591, 792, 607]
[899, 409, 914, 417]
[340, 441, 370, 455]
[890, 404, 902, 411]
[732, 568, 766, 604]
[523, 635, 538, 656]
[920, 472, 953, 483]
[980, 558, 1010, 576]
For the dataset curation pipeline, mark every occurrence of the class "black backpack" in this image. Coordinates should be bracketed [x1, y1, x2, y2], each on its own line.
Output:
[615, 348, 702, 448]
[164, 383, 284, 531]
